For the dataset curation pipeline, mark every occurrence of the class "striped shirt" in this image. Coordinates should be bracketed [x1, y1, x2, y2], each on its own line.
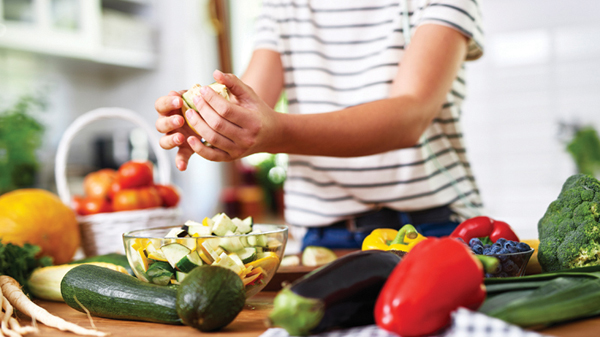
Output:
[253, 0, 485, 227]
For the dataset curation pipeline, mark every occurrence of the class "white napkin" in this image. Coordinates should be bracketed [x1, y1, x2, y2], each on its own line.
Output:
[259, 308, 548, 337]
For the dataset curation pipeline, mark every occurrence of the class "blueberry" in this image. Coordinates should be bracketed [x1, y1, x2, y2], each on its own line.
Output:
[483, 248, 491, 255]
[469, 238, 482, 247]
[503, 241, 516, 249]
[485, 273, 494, 278]
[507, 245, 519, 253]
[492, 262, 503, 273]
[491, 244, 502, 254]
[472, 245, 484, 254]
[517, 242, 531, 252]
[496, 238, 507, 246]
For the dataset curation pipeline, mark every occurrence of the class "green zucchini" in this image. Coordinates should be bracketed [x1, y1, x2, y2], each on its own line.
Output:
[147, 261, 175, 286]
[61, 264, 182, 325]
[69, 253, 133, 275]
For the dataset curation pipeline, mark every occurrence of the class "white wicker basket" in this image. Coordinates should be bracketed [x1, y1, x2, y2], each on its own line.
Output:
[55, 108, 181, 257]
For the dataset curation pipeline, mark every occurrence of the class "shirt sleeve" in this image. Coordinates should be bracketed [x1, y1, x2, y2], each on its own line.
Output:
[253, 1, 283, 53]
[415, 0, 484, 60]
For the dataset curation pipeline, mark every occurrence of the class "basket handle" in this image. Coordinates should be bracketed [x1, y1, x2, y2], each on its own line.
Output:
[55, 107, 171, 205]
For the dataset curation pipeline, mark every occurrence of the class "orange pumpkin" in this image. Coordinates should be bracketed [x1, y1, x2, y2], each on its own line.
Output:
[0, 189, 80, 264]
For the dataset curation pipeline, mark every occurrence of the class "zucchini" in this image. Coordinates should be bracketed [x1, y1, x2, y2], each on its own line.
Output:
[176, 265, 245, 332]
[176, 251, 203, 273]
[61, 264, 182, 324]
[236, 247, 257, 264]
[268, 250, 402, 336]
[161, 243, 191, 269]
[219, 232, 244, 252]
[29, 262, 129, 302]
[147, 261, 175, 286]
[480, 265, 600, 327]
[69, 253, 133, 275]
[212, 213, 237, 236]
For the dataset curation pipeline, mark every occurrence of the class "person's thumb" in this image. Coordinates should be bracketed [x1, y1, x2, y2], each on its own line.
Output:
[213, 69, 254, 101]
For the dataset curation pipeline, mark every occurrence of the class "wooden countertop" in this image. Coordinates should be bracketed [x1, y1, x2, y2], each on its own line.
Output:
[18, 292, 600, 337]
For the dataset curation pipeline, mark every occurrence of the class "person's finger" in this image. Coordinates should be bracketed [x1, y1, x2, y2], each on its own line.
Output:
[213, 70, 256, 102]
[155, 95, 183, 116]
[155, 114, 185, 133]
[168, 90, 185, 96]
[184, 108, 236, 150]
[187, 136, 234, 162]
[194, 87, 246, 127]
[175, 146, 194, 171]
[158, 132, 185, 150]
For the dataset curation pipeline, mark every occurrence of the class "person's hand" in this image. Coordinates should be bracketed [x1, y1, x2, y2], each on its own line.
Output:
[184, 70, 280, 162]
[154, 90, 197, 171]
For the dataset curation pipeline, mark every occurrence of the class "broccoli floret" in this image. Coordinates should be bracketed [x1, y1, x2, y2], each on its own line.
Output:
[538, 174, 600, 272]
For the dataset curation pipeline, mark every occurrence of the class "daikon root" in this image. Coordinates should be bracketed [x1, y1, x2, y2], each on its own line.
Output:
[0, 276, 108, 337]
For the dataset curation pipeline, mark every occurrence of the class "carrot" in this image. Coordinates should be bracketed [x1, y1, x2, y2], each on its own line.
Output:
[0, 276, 107, 337]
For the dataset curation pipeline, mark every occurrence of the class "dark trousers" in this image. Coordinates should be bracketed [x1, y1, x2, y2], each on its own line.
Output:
[301, 206, 459, 250]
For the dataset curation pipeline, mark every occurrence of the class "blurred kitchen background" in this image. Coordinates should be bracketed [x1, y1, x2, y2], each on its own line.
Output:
[1, 0, 600, 240]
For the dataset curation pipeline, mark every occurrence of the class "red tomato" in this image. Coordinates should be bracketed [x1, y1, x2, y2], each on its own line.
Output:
[117, 161, 154, 189]
[72, 195, 85, 215]
[155, 184, 180, 207]
[83, 168, 117, 199]
[112, 186, 162, 212]
[108, 179, 124, 200]
[79, 197, 113, 215]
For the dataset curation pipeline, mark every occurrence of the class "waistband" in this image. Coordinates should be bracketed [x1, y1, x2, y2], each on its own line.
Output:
[330, 205, 454, 233]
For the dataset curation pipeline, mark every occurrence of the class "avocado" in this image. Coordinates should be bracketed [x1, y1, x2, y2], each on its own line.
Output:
[176, 265, 245, 331]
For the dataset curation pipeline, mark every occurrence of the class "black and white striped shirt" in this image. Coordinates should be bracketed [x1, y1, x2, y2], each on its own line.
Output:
[254, 0, 485, 227]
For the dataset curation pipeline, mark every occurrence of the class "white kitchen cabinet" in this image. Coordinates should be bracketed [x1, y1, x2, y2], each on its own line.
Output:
[0, 0, 156, 69]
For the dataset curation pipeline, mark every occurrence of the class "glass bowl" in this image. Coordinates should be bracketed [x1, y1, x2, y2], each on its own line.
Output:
[483, 248, 535, 278]
[123, 224, 288, 298]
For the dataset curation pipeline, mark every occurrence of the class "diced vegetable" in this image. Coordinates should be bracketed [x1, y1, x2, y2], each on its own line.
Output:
[212, 213, 238, 236]
[176, 251, 203, 273]
[161, 243, 192, 269]
[147, 261, 175, 286]
[219, 231, 245, 252]
[236, 247, 258, 264]
[214, 252, 243, 275]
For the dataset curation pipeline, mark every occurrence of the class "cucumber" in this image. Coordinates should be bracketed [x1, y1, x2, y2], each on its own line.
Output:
[237, 247, 257, 264]
[61, 264, 181, 325]
[161, 243, 192, 269]
[147, 261, 175, 286]
[69, 253, 133, 276]
[176, 251, 203, 273]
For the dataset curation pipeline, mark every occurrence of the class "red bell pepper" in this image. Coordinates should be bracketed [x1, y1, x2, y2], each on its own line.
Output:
[374, 237, 498, 337]
[449, 216, 519, 244]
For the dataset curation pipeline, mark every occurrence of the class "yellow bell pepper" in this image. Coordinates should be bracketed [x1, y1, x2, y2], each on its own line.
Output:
[362, 224, 427, 252]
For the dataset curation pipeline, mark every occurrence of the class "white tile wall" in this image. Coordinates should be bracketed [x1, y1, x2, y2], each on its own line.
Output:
[463, 0, 600, 239]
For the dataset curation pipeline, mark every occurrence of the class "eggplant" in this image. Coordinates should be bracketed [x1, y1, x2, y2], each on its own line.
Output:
[267, 250, 402, 336]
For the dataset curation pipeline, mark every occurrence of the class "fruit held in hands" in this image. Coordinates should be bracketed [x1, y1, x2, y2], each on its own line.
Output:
[181, 83, 230, 145]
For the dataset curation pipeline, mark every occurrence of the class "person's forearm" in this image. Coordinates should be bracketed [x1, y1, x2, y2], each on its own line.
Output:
[265, 24, 467, 157]
[240, 50, 284, 108]
[269, 95, 438, 157]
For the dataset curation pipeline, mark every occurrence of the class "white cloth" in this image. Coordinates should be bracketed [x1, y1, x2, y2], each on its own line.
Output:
[259, 307, 549, 337]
